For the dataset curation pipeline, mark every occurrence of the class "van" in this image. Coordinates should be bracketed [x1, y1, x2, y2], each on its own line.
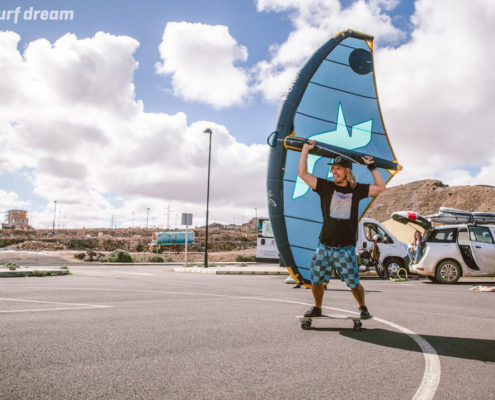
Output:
[356, 218, 410, 276]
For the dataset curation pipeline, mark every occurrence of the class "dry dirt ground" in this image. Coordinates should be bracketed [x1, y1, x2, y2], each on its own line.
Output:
[0, 248, 257, 266]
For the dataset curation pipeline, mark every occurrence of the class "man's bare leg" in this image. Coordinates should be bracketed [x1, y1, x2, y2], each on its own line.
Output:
[350, 283, 365, 307]
[311, 284, 325, 308]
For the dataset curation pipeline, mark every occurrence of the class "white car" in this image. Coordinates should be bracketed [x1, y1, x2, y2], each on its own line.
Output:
[392, 210, 495, 284]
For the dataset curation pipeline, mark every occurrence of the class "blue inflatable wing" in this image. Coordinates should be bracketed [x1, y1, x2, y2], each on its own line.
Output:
[266, 29, 400, 286]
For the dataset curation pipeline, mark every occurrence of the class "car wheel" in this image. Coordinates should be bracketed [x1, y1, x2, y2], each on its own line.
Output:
[427, 276, 438, 283]
[385, 259, 403, 278]
[435, 260, 461, 284]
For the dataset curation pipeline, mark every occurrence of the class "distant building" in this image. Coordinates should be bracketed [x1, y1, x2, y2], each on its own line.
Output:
[2, 209, 31, 229]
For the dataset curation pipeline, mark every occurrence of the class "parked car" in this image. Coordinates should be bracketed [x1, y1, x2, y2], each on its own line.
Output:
[392, 210, 495, 283]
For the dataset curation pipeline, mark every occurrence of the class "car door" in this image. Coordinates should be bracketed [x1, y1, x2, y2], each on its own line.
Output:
[363, 222, 391, 260]
[468, 226, 495, 274]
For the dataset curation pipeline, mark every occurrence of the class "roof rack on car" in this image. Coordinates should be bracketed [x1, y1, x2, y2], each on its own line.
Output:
[426, 207, 495, 225]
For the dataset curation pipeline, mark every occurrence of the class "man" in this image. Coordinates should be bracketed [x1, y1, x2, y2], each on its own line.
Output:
[298, 140, 386, 318]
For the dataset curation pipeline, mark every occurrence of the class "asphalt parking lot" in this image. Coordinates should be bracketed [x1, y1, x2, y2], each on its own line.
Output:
[1, 264, 494, 400]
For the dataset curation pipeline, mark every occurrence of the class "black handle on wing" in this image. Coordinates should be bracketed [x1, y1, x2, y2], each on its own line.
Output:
[284, 137, 402, 171]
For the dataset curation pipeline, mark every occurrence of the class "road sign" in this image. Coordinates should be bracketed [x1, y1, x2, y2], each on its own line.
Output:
[182, 213, 192, 226]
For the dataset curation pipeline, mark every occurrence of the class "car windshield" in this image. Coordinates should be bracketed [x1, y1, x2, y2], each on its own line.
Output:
[363, 222, 388, 242]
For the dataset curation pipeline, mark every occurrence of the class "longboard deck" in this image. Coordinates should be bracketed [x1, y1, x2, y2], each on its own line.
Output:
[296, 314, 373, 331]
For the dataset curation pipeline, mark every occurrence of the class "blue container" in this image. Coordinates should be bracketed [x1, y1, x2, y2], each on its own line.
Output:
[152, 231, 194, 245]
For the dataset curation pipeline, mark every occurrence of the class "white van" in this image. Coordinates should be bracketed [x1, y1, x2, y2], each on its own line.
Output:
[356, 218, 410, 275]
[256, 217, 280, 263]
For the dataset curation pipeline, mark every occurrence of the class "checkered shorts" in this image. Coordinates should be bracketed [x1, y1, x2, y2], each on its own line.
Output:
[309, 243, 360, 288]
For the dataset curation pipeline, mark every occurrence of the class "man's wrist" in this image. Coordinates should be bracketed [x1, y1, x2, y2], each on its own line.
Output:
[367, 162, 377, 171]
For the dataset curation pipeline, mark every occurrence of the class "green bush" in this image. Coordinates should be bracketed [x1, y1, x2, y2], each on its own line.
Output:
[239, 262, 247, 267]
[5, 263, 19, 270]
[165, 256, 175, 262]
[234, 255, 256, 262]
[148, 255, 164, 263]
[208, 262, 217, 267]
[32, 270, 45, 277]
[102, 249, 133, 263]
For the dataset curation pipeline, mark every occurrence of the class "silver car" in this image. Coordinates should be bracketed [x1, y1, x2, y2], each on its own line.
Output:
[392, 210, 495, 284]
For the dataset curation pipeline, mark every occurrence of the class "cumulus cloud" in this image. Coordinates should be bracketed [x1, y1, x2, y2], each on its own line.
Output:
[253, 0, 405, 102]
[0, 190, 29, 212]
[155, 22, 250, 109]
[374, 0, 495, 186]
[0, 31, 268, 228]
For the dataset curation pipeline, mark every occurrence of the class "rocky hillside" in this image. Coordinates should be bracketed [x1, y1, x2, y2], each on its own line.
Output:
[366, 179, 495, 222]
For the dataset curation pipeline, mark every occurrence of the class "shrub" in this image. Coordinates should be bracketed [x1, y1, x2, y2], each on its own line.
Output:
[102, 249, 133, 263]
[234, 255, 256, 262]
[239, 262, 247, 267]
[165, 256, 175, 262]
[32, 270, 46, 277]
[148, 255, 164, 263]
[208, 262, 217, 267]
[5, 263, 19, 270]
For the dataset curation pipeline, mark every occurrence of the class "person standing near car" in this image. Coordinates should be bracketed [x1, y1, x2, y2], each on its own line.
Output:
[298, 140, 386, 318]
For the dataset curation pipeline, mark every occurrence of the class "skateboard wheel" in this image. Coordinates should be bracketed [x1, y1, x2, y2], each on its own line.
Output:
[300, 321, 311, 330]
[353, 321, 362, 331]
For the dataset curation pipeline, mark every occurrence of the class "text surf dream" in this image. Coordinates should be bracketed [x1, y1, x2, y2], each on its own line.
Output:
[0, 7, 74, 23]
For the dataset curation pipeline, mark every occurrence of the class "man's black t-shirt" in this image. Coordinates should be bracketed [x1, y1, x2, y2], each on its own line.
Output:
[314, 178, 370, 247]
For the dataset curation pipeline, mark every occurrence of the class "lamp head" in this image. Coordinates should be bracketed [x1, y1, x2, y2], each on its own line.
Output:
[203, 128, 212, 134]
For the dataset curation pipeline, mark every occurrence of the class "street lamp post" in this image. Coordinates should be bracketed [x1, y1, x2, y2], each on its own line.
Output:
[58, 212, 61, 230]
[203, 128, 213, 268]
[147, 208, 150, 230]
[52, 201, 57, 234]
[132, 211, 134, 229]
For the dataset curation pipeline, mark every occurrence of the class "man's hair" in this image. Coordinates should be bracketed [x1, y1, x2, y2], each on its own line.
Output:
[345, 168, 357, 188]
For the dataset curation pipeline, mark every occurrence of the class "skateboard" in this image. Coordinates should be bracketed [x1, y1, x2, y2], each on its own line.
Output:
[296, 314, 373, 331]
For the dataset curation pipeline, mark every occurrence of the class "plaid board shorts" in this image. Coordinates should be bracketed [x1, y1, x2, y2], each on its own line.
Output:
[309, 243, 360, 288]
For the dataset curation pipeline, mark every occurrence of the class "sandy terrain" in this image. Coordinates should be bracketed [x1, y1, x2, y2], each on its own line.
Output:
[0, 248, 257, 266]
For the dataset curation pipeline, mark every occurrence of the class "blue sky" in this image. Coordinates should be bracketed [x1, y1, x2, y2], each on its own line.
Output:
[1, 0, 494, 228]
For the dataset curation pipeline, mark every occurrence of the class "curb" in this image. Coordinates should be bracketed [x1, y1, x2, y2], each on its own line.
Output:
[0, 269, 69, 277]
[174, 267, 289, 275]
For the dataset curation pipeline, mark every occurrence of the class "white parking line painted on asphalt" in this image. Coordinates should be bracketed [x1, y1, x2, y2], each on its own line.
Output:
[0, 298, 111, 314]
[66, 287, 440, 400]
[0, 307, 111, 313]
[113, 271, 154, 276]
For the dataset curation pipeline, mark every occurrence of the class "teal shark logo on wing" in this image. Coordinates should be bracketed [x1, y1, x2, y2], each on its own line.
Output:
[292, 103, 373, 199]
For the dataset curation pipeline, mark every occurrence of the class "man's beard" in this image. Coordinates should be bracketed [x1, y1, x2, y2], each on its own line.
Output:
[333, 175, 346, 184]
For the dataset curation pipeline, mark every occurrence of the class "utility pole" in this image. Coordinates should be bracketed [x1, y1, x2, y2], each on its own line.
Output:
[147, 208, 150, 230]
[58, 212, 61, 230]
[132, 211, 134, 228]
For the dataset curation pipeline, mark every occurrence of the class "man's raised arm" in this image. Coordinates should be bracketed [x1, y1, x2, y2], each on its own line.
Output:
[298, 140, 318, 190]
[362, 156, 386, 197]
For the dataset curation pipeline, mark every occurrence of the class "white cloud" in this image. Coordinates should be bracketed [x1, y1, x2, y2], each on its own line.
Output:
[155, 22, 250, 109]
[375, 0, 495, 186]
[253, 0, 405, 102]
[0, 31, 268, 229]
[0, 190, 29, 213]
